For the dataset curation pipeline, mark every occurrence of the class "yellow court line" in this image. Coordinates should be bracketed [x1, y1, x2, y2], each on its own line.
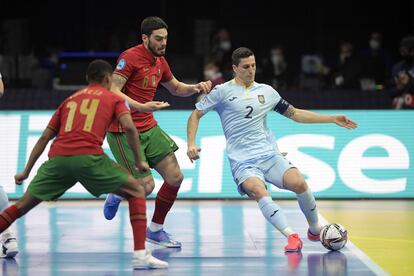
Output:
[351, 236, 414, 244]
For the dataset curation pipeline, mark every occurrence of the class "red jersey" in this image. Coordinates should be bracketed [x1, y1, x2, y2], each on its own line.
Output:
[108, 44, 173, 132]
[48, 84, 130, 157]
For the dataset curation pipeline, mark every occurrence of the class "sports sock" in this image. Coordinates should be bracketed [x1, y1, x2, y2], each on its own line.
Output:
[0, 205, 21, 233]
[296, 187, 321, 234]
[258, 196, 295, 237]
[128, 197, 147, 250]
[152, 182, 179, 225]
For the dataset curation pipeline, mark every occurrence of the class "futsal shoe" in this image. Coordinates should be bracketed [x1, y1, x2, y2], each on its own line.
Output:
[132, 250, 168, 269]
[103, 193, 122, 220]
[284, 234, 303, 252]
[307, 228, 321, 242]
[0, 238, 18, 258]
[146, 228, 182, 248]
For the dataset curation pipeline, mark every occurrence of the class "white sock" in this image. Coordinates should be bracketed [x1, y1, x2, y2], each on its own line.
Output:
[258, 196, 295, 237]
[134, 249, 147, 258]
[149, 222, 163, 232]
[296, 188, 321, 234]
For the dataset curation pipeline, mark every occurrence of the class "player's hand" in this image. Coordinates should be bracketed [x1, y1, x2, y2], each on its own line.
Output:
[187, 145, 201, 163]
[15, 171, 29, 185]
[333, 115, 357, 129]
[135, 161, 150, 173]
[140, 101, 170, 112]
[194, 80, 212, 94]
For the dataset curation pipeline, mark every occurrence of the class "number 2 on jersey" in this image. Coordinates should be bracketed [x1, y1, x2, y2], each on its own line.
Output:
[245, 105, 254, 119]
[64, 99, 100, 132]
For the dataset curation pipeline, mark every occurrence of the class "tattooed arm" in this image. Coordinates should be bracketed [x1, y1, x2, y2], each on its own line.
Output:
[282, 105, 357, 129]
[111, 73, 169, 112]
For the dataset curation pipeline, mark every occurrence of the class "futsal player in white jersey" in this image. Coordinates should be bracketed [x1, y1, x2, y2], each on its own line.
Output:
[187, 47, 357, 252]
[0, 71, 19, 258]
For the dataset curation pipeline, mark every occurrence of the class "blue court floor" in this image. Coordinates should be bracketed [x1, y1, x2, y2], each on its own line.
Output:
[1, 200, 387, 276]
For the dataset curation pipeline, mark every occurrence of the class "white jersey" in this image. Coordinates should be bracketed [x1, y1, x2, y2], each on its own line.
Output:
[195, 79, 289, 165]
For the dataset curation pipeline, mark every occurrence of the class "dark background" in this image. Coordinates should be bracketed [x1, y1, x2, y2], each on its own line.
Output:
[0, 0, 413, 109]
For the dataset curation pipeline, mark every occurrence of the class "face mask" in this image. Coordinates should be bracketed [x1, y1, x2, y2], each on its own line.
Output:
[271, 55, 283, 65]
[369, 39, 381, 51]
[204, 69, 216, 80]
[220, 41, 231, 51]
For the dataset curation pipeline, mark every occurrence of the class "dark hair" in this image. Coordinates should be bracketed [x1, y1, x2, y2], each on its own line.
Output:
[232, 47, 254, 66]
[86, 59, 113, 83]
[141, 16, 168, 36]
[401, 35, 414, 51]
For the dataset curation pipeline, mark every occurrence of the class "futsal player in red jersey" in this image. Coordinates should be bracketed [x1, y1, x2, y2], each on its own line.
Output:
[103, 16, 212, 248]
[0, 60, 168, 269]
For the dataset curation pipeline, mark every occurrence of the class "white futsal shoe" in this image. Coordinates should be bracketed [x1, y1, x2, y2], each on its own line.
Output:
[0, 230, 18, 258]
[133, 250, 168, 269]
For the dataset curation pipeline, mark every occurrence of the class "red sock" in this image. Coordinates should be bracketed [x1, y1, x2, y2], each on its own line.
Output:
[0, 205, 21, 233]
[152, 182, 180, 225]
[128, 197, 147, 250]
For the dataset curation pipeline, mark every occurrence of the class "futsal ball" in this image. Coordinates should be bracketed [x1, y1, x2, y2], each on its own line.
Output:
[320, 223, 348, 251]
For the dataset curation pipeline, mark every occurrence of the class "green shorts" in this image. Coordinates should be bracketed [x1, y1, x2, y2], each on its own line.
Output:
[107, 125, 179, 178]
[28, 154, 130, 201]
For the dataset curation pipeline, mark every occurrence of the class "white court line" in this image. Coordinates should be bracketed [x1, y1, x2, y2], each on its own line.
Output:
[319, 215, 389, 276]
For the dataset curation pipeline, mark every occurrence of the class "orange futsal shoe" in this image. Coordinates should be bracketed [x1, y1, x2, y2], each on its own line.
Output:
[284, 234, 303, 252]
[307, 228, 321, 242]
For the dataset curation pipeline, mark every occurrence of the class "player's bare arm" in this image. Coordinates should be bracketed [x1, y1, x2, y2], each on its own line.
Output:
[15, 127, 57, 184]
[118, 113, 149, 173]
[111, 74, 170, 112]
[186, 109, 203, 162]
[283, 105, 357, 129]
[162, 76, 212, 97]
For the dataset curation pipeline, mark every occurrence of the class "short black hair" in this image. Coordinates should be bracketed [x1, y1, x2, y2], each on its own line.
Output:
[141, 16, 168, 36]
[232, 47, 254, 66]
[86, 59, 113, 83]
[401, 35, 414, 51]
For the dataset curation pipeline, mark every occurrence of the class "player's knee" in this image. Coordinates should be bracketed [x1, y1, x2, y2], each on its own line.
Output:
[247, 184, 268, 201]
[167, 171, 184, 186]
[143, 178, 155, 196]
[128, 179, 145, 198]
[288, 177, 308, 194]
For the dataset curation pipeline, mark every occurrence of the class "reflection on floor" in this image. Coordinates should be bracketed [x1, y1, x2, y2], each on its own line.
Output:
[1, 200, 386, 276]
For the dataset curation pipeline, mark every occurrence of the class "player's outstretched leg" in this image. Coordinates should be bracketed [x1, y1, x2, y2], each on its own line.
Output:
[0, 192, 41, 257]
[283, 168, 322, 241]
[103, 193, 123, 220]
[147, 182, 182, 248]
[0, 186, 18, 258]
[115, 176, 168, 270]
[242, 177, 303, 252]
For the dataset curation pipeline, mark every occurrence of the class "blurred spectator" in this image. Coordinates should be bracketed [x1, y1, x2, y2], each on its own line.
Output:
[298, 54, 330, 90]
[208, 28, 233, 80]
[261, 45, 292, 90]
[31, 46, 58, 88]
[390, 35, 414, 109]
[359, 32, 391, 90]
[331, 41, 362, 89]
[202, 61, 224, 88]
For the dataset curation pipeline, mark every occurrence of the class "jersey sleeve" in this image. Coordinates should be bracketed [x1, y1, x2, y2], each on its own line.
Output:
[195, 85, 223, 114]
[47, 104, 63, 132]
[114, 99, 131, 120]
[160, 58, 173, 82]
[113, 52, 135, 80]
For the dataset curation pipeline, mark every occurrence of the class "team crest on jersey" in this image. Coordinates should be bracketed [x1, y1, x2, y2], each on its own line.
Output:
[157, 67, 161, 75]
[116, 59, 126, 70]
[258, 95, 265, 104]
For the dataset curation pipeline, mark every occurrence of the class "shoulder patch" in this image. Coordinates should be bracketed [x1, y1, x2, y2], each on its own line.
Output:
[116, 59, 126, 70]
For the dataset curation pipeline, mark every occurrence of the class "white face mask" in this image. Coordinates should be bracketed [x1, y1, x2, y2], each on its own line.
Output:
[204, 69, 216, 80]
[271, 55, 283, 65]
[220, 41, 231, 51]
[369, 39, 381, 51]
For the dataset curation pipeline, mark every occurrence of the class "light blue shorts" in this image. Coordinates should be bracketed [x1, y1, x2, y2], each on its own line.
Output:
[231, 152, 295, 196]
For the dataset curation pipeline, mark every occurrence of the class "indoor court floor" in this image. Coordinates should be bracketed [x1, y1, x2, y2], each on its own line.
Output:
[1, 200, 413, 276]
